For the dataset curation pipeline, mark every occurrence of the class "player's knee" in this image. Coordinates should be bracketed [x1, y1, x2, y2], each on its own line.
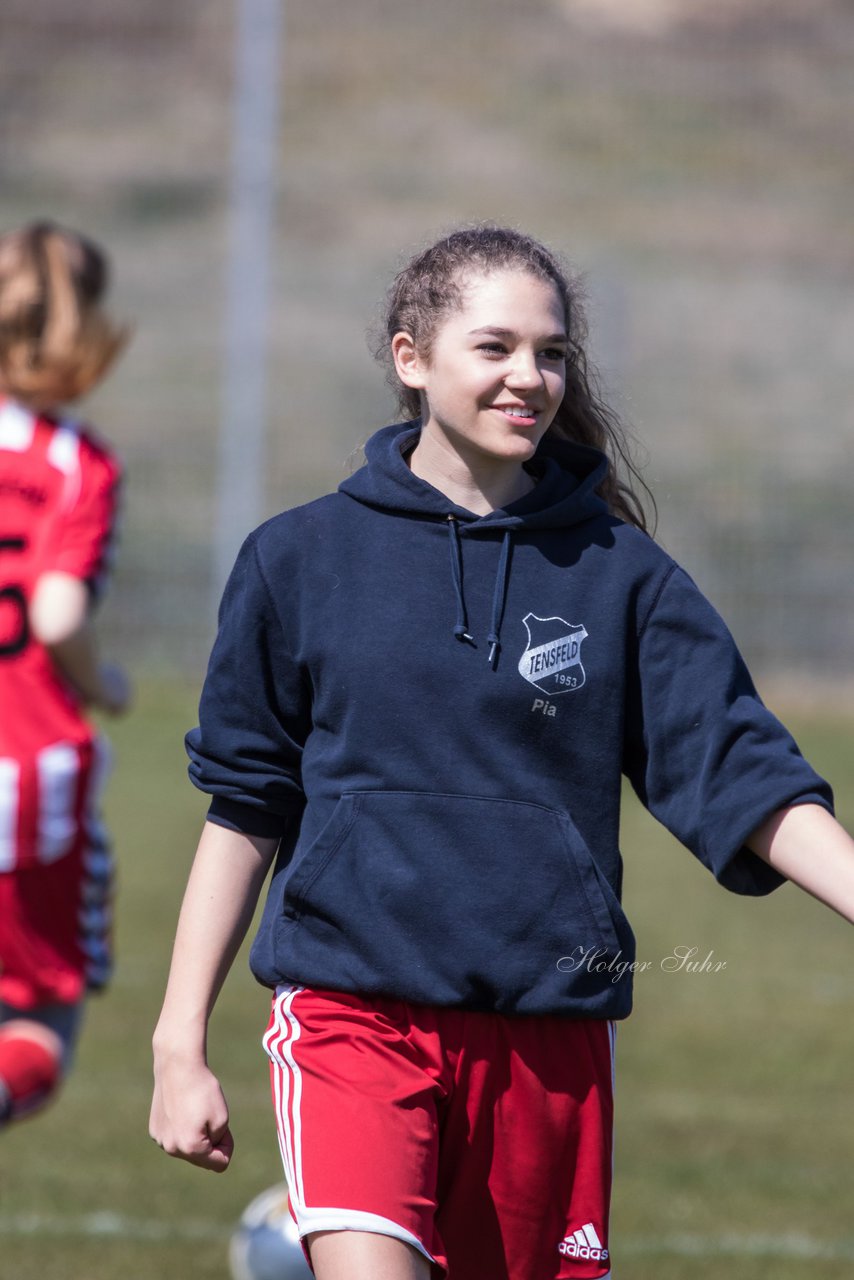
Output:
[0, 1020, 65, 1127]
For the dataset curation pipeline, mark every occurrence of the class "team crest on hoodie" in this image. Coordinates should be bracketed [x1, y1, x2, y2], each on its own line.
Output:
[518, 613, 587, 695]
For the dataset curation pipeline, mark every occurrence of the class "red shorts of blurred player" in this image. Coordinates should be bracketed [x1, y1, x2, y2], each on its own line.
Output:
[264, 985, 615, 1280]
[0, 743, 114, 1011]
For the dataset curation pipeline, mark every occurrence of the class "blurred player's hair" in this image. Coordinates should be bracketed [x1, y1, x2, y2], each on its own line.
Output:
[378, 224, 653, 532]
[0, 220, 128, 407]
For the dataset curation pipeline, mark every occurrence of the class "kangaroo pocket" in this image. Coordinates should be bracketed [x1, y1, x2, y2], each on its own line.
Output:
[278, 790, 635, 1014]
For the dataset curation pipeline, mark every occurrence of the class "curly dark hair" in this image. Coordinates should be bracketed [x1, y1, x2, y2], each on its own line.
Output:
[378, 225, 654, 532]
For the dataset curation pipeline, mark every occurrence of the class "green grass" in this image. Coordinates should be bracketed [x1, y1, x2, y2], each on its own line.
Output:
[1, 684, 852, 1277]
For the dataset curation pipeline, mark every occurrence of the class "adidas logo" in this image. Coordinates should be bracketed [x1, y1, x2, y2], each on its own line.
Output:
[558, 1222, 609, 1262]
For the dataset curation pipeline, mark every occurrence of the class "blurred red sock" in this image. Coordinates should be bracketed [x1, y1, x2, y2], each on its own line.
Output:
[0, 1030, 61, 1125]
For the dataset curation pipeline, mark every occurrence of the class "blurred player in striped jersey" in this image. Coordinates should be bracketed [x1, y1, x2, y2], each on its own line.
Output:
[0, 221, 130, 1128]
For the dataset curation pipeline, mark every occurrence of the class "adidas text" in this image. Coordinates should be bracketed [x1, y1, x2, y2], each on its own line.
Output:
[559, 1223, 608, 1262]
[559, 1239, 609, 1262]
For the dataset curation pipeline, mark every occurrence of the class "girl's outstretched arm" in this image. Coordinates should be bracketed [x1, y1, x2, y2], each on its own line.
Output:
[150, 822, 278, 1172]
[748, 804, 854, 924]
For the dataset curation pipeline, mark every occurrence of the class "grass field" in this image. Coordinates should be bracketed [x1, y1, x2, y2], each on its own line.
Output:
[1, 680, 852, 1278]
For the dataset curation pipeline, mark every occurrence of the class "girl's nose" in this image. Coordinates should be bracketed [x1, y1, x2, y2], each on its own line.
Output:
[506, 351, 542, 389]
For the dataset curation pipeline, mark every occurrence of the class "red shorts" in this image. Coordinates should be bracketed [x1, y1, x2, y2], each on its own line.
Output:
[0, 741, 113, 1010]
[264, 986, 615, 1280]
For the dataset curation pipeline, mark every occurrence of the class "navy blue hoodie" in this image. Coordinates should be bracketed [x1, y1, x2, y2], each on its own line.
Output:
[187, 421, 833, 1019]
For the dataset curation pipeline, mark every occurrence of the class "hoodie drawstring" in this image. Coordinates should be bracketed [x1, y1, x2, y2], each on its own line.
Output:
[487, 530, 512, 670]
[447, 517, 512, 669]
[447, 515, 474, 644]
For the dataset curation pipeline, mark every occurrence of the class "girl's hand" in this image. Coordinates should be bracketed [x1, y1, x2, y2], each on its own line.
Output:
[148, 826, 279, 1174]
[96, 661, 132, 715]
[149, 1054, 234, 1173]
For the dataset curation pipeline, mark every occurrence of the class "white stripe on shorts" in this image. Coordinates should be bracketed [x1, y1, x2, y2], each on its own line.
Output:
[263, 985, 306, 1210]
[37, 742, 81, 864]
[608, 1019, 617, 1092]
[0, 758, 20, 872]
[291, 1204, 434, 1259]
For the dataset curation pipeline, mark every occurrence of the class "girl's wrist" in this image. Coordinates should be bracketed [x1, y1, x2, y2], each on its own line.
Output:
[152, 1017, 209, 1064]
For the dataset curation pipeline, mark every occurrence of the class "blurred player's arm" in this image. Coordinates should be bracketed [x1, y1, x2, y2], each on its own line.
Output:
[749, 804, 854, 924]
[29, 570, 130, 713]
[150, 821, 279, 1173]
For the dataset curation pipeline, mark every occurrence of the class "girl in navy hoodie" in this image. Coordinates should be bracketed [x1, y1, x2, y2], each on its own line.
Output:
[150, 227, 854, 1280]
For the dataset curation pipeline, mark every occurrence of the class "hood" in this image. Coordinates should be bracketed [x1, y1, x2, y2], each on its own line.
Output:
[339, 421, 610, 530]
[338, 421, 612, 669]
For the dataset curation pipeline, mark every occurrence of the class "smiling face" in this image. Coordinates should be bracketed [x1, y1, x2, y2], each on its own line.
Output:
[393, 268, 568, 474]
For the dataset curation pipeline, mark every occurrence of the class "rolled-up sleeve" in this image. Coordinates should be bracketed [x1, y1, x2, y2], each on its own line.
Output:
[186, 530, 310, 838]
[623, 565, 834, 895]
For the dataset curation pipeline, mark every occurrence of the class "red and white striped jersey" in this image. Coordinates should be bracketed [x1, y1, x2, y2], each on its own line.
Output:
[0, 396, 122, 868]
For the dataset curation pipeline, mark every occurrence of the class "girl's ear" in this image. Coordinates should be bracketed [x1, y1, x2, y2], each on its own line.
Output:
[391, 331, 427, 390]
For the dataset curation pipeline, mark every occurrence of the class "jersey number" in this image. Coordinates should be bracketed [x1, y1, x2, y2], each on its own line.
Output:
[0, 536, 30, 658]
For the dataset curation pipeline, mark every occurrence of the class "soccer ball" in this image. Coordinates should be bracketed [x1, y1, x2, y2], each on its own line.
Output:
[229, 1182, 310, 1280]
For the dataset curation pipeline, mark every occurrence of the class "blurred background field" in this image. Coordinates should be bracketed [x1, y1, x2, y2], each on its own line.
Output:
[1, 0, 852, 682]
[2, 0, 854, 1276]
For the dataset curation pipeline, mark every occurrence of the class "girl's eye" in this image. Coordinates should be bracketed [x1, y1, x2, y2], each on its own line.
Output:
[542, 348, 567, 362]
[477, 342, 508, 356]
